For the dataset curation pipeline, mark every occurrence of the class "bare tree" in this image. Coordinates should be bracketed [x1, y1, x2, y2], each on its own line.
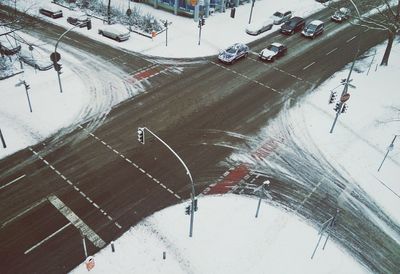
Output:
[348, 0, 400, 66]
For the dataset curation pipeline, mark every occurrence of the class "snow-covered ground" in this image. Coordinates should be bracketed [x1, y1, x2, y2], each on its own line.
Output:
[71, 194, 368, 274]
[2, 0, 328, 57]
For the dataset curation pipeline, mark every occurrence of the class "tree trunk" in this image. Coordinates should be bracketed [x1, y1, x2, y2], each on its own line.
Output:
[380, 30, 395, 66]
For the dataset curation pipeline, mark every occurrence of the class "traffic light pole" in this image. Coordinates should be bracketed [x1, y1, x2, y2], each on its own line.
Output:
[141, 127, 196, 237]
[329, 50, 358, 133]
[378, 135, 398, 172]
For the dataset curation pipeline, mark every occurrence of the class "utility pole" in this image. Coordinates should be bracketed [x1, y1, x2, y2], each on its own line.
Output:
[15, 79, 32, 112]
[248, 0, 255, 24]
[329, 50, 358, 133]
[137, 127, 197, 237]
[198, 16, 205, 46]
[107, 0, 112, 24]
[254, 180, 271, 218]
[0, 128, 6, 148]
[378, 135, 399, 172]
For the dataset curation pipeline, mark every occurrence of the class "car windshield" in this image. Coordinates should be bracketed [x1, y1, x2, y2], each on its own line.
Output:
[267, 45, 279, 52]
[306, 24, 317, 31]
[226, 47, 238, 54]
[289, 20, 299, 27]
[273, 12, 283, 17]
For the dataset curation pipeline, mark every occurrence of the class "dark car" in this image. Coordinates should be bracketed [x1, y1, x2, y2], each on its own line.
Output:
[280, 16, 305, 35]
[67, 12, 91, 28]
[218, 43, 249, 64]
[259, 42, 287, 62]
[39, 5, 63, 19]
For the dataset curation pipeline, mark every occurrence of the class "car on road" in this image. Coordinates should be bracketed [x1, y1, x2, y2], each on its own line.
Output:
[39, 5, 63, 19]
[67, 12, 91, 28]
[259, 42, 287, 62]
[270, 11, 292, 25]
[331, 7, 351, 22]
[280, 16, 305, 35]
[98, 24, 130, 42]
[218, 43, 249, 64]
[245, 20, 273, 35]
[301, 20, 324, 38]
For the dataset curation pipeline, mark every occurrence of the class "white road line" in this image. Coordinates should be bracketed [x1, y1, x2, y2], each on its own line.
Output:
[115, 223, 122, 229]
[48, 195, 106, 248]
[0, 174, 26, 190]
[346, 35, 357, 43]
[326, 48, 337, 55]
[24, 223, 71, 254]
[303, 62, 315, 70]
[1, 198, 47, 229]
[174, 194, 181, 199]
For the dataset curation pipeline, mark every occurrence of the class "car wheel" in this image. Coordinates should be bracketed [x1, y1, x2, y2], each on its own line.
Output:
[116, 36, 121, 42]
[244, 52, 248, 58]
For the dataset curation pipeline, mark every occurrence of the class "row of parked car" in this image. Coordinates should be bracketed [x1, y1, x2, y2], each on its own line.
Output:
[246, 7, 351, 37]
[38, 5, 131, 42]
[220, 7, 352, 64]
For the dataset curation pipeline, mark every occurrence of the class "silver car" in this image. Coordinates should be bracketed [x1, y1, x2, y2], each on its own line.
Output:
[218, 43, 249, 64]
[98, 24, 130, 42]
[271, 11, 292, 25]
[246, 20, 273, 35]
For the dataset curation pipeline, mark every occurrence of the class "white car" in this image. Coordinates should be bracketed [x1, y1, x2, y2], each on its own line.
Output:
[98, 24, 130, 42]
[331, 7, 351, 22]
[259, 42, 287, 62]
[270, 11, 292, 25]
[245, 20, 273, 35]
[218, 43, 249, 64]
[39, 4, 63, 18]
[67, 11, 91, 28]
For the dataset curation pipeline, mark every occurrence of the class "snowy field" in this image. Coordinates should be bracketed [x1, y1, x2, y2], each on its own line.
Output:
[71, 194, 368, 274]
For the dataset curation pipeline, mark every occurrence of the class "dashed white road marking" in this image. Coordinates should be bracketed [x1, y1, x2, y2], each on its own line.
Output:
[48, 195, 106, 248]
[302, 61, 316, 70]
[0, 174, 26, 190]
[346, 35, 357, 43]
[1, 198, 47, 229]
[24, 223, 71, 254]
[28, 148, 121, 229]
[326, 48, 338, 55]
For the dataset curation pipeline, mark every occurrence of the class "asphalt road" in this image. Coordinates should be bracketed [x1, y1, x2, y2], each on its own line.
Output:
[1, 3, 399, 274]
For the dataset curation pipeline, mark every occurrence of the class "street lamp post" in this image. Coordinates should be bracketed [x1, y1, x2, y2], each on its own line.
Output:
[248, 0, 255, 24]
[137, 127, 197, 237]
[53, 22, 92, 93]
[378, 135, 399, 172]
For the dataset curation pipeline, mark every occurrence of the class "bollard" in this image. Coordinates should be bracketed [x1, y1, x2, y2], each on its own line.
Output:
[111, 241, 115, 252]
[163, 251, 166, 260]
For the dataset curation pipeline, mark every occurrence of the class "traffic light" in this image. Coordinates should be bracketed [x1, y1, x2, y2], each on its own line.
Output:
[185, 205, 191, 215]
[194, 199, 198, 212]
[53, 62, 62, 72]
[328, 91, 336, 104]
[334, 103, 341, 112]
[137, 127, 145, 144]
[230, 7, 236, 18]
[341, 103, 347, 113]
[201, 17, 205, 26]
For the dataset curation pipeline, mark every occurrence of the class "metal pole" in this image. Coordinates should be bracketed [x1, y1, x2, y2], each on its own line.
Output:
[143, 127, 196, 237]
[24, 82, 32, 112]
[0, 129, 6, 148]
[82, 236, 88, 258]
[330, 50, 358, 133]
[54, 25, 79, 94]
[166, 21, 168, 47]
[248, 0, 255, 24]
[378, 135, 398, 171]
[255, 196, 262, 218]
[198, 20, 202, 46]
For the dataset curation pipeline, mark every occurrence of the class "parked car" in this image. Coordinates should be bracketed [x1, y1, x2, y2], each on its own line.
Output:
[315, 0, 329, 2]
[246, 20, 273, 35]
[19, 46, 53, 71]
[270, 11, 292, 25]
[301, 20, 324, 38]
[67, 12, 91, 28]
[218, 43, 249, 64]
[331, 7, 351, 22]
[39, 5, 63, 19]
[259, 42, 287, 62]
[280, 16, 305, 35]
[98, 24, 130, 42]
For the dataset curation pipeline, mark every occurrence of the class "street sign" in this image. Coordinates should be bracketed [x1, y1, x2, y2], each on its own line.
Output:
[340, 93, 350, 103]
[50, 52, 61, 62]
